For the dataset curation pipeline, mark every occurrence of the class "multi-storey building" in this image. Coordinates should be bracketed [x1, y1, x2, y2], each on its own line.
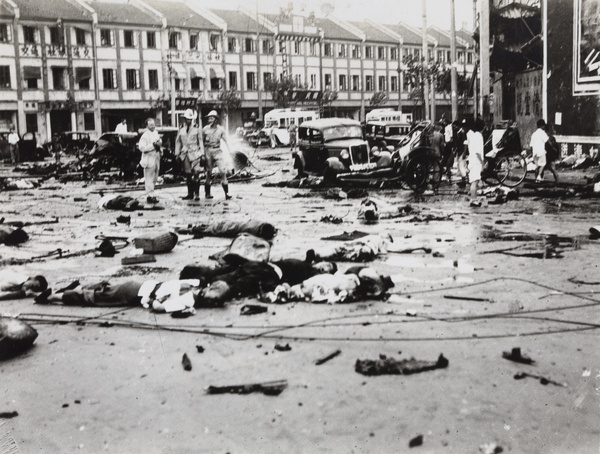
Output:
[0, 0, 475, 143]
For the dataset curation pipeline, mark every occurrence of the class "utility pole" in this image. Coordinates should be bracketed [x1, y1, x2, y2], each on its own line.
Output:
[421, 0, 429, 120]
[450, 0, 458, 121]
[472, 0, 478, 119]
[480, 0, 490, 120]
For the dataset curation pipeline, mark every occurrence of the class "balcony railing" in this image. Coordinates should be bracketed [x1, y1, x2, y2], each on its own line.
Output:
[186, 50, 203, 62]
[205, 52, 221, 62]
[20, 44, 40, 57]
[71, 45, 92, 59]
[168, 50, 182, 60]
[46, 44, 67, 57]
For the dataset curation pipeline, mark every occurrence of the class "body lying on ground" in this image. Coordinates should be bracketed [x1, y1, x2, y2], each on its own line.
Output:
[264, 266, 394, 304]
[307, 233, 393, 262]
[178, 219, 277, 240]
[0, 269, 47, 300]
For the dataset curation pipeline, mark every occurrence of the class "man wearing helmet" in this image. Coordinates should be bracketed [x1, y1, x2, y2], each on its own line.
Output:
[202, 110, 232, 200]
[175, 108, 204, 200]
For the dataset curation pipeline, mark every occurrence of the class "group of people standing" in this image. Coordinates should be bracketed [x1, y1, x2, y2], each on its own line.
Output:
[137, 109, 231, 204]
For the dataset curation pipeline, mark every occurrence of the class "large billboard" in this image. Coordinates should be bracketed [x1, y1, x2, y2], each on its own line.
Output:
[574, 0, 600, 93]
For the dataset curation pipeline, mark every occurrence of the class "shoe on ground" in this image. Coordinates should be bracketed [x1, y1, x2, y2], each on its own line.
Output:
[470, 201, 482, 207]
[181, 195, 193, 200]
[205, 194, 214, 199]
[194, 195, 200, 201]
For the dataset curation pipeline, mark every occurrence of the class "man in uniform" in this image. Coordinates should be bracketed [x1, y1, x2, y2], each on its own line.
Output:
[202, 110, 232, 200]
[175, 109, 204, 200]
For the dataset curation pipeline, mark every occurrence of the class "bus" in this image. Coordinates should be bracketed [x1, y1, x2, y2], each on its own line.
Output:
[262, 108, 320, 147]
[365, 109, 412, 124]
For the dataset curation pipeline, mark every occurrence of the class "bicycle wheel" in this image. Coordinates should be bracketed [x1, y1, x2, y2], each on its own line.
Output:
[496, 155, 527, 187]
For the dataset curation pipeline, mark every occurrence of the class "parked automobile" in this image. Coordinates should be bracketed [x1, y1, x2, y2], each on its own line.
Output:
[88, 132, 140, 177]
[58, 131, 94, 155]
[365, 121, 411, 149]
[19, 132, 50, 161]
[294, 118, 372, 179]
[295, 118, 442, 192]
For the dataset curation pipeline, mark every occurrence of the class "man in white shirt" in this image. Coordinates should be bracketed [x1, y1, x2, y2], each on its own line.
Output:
[114, 118, 128, 135]
[7, 126, 19, 165]
[529, 119, 549, 183]
[138, 118, 162, 203]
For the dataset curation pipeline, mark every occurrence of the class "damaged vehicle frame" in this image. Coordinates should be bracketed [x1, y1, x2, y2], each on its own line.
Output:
[294, 118, 441, 192]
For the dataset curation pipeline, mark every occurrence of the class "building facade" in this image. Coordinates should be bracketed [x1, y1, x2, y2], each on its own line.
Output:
[0, 0, 476, 142]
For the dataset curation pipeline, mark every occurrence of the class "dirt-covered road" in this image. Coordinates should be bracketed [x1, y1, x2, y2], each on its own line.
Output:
[1, 143, 600, 453]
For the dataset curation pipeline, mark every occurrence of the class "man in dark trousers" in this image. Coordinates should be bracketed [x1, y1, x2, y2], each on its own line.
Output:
[175, 109, 204, 200]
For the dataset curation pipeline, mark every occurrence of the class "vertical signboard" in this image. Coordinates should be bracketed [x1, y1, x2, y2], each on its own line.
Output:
[515, 69, 542, 145]
[574, 0, 600, 93]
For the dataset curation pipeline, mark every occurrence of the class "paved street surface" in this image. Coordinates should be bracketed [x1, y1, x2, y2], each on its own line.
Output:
[1, 144, 600, 453]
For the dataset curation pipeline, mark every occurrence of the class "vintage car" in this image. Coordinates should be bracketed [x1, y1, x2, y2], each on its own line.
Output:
[19, 132, 50, 161]
[294, 118, 372, 178]
[294, 119, 442, 192]
[58, 131, 94, 155]
[365, 121, 411, 149]
[88, 132, 140, 177]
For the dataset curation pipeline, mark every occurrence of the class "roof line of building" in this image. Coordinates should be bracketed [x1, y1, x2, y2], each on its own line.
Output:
[135, 0, 167, 29]
[327, 15, 365, 41]
[190, 3, 226, 32]
[238, 6, 277, 35]
[365, 20, 402, 44]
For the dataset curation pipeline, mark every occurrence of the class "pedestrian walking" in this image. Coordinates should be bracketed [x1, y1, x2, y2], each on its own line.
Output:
[543, 123, 560, 185]
[467, 118, 484, 207]
[431, 122, 445, 160]
[175, 109, 204, 201]
[7, 126, 19, 165]
[529, 119, 549, 183]
[202, 110, 232, 200]
[138, 118, 162, 204]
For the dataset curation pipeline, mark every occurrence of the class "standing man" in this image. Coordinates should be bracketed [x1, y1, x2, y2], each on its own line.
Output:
[175, 109, 204, 201]
[288, 121, 297, 151]
[529, 118, 549, 183]
[138, 118, 162, 204]
[7, 126, 19, 165]
[115, 118, 128, 143]
[202, 110, 232, 200]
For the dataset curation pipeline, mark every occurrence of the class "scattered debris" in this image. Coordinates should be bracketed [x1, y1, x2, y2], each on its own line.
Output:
[479, 442, 503, 454]
[182, 353, 192, 371]
[0, 411, 18, 419]
[316, 350, 341, 365]
[274, 343, 292, 352]
[133, 231, 178, 254]
[409, 434, 423, 448]
[355, 354, 448, 376]
[0, 317, 38, 360]
[567, 277, 600, 285]
[116, 215, 131, 224]
[590, 226, 600, 239]
[121, 254, 157, 265]
[320, 214, 344, 224]
[206, 380, 288, 396]
[513, 372, 566, 387]
[240, 304, 268, 316]
[322, 230, 369, 241]
[444, 295, 492, 302]
[502, 348, 535, 365]
[196, 345, 204, 353]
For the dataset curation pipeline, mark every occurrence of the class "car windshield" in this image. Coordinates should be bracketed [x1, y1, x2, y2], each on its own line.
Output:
[323, 125, 363, 141]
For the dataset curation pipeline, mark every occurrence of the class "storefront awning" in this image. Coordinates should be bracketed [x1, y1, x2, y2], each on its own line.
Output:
[75, 67, 92, 82]
[23, 66, 41, 79]
[209, 66, 224, 79]
[171, 64, 187, 79]
[190, 66, 206, 79]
